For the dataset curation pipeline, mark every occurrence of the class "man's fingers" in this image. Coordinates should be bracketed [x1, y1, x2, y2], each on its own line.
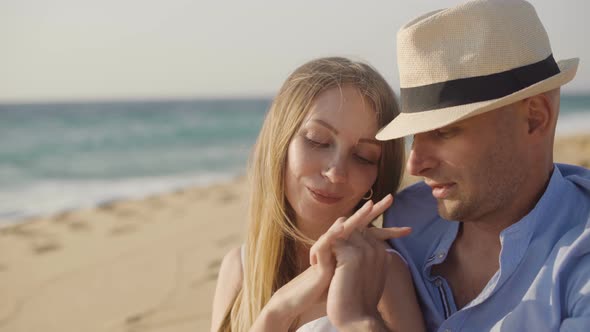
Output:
[366, 226, 412, 241]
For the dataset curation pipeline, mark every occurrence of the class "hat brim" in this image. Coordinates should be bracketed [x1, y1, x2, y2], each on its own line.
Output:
[376, 58, 579, 140]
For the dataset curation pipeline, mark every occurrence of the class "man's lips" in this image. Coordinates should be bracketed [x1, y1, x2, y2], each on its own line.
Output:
[426, 181, 456, 199]
[307, 187, 343, 204]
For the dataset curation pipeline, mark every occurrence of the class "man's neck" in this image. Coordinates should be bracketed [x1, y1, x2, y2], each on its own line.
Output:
[464, 164, 554, 236]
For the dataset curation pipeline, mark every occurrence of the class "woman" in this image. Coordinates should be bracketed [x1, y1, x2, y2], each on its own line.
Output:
[210, 57, 424, 331]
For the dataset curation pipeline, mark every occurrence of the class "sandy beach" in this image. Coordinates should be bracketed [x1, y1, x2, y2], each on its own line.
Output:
[1, 134, 589, 332]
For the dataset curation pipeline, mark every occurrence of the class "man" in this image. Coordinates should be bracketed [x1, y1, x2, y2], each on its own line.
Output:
[311, 0, 589, 331]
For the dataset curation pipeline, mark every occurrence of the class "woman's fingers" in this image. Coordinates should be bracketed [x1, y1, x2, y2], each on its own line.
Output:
[310, 217, 346, 265]
[315, 239, 336, 280]
[310, 194, 399, 265]
[340, 194, 393, 238]
[366, 226, 412, 241]
[310, 198, 375, 265]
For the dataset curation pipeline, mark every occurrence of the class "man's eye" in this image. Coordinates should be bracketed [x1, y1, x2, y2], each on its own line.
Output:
[436, 128, 457, 138]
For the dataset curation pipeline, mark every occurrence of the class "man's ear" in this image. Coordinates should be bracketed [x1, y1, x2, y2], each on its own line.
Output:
[522, 94, 554, 136]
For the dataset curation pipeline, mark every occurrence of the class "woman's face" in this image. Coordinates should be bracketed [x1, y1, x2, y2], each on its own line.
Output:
[285, 85, 382, 238]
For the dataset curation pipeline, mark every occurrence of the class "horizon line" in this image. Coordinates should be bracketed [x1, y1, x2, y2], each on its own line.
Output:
[2, 89, 590, 106]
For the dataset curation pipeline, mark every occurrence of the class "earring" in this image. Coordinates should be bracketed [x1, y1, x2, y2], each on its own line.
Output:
[363, 188, 373, 200]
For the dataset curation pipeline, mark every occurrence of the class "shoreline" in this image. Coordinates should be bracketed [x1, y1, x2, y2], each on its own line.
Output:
[2, 133, 589, 228]
[0, 172, 247, 229]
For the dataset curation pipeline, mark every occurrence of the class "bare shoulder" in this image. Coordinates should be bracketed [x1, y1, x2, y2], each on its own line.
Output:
[218, 246, 244, 288]
[210, 247, 244, 332]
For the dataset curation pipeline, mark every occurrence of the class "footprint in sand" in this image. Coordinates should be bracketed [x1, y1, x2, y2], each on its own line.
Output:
[108, 223, 139, 236]
[218, 191, 238, 203]
[191, 258, 222, 287]
[9, 226, 63, 255]
[97, 201, 120, 212]
[208, 259, 222, 270]
[9, 225, 38, 237]
[113, 208, 137, 218]
[53, 211, 73, 223]
[32, 239, 62, 255]
[67, 220, 92, 232]
[53, 213, 92, 232]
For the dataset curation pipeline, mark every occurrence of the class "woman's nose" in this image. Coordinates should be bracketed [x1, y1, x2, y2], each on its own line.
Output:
[322, 154, 348, 184]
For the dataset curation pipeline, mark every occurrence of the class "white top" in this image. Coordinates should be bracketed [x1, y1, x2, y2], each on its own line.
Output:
[295, 316, 338, 332]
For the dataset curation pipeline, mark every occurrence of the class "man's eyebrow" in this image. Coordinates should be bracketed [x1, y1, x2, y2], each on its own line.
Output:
[310, 119, 338, 134]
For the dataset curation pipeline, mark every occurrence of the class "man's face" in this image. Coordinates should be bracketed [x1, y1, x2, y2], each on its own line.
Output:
[406, 105, 528, 222]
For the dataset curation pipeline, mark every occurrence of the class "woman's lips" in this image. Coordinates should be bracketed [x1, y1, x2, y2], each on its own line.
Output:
[428, 182, 456, 199]
[307, 187, 343, 204]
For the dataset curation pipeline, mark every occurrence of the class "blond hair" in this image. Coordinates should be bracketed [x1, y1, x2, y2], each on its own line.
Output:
[219, 57, 405, 331]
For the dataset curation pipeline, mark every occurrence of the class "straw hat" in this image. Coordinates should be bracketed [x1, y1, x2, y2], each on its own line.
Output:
[376, 0, 579, 140]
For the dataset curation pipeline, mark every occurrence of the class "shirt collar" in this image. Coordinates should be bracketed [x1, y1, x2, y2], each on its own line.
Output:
[477, 166, 568, 305]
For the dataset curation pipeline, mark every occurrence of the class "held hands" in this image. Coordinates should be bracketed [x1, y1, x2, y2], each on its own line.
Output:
[309, 194, 412, 330]
[254, 194, 412, 331]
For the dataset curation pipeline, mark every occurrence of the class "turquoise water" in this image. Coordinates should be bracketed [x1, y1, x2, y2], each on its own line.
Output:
[0, 95, 588, 224]
[0, 99, 269, 222]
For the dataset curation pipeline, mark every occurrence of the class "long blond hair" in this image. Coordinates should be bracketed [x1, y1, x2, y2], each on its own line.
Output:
[219, 57, 404, 331]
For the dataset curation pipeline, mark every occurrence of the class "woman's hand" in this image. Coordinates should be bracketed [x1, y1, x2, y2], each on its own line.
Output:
[251, 227, 339, 331]
[309, 195, 411, 266]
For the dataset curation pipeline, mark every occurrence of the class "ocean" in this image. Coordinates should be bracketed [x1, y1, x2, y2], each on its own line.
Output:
[1, 95, 589, 226]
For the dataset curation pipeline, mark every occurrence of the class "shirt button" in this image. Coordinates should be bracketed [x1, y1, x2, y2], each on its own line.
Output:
[444, 329, 451, 332]
[437, 252, 446, 259]
[435, 279, 443, 287]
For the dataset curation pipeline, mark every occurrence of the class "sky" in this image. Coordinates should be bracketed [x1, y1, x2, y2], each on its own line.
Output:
[1, 0, 588, 102]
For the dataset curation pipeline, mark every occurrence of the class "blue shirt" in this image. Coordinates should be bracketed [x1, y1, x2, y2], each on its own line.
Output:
[384, 164, 590, 332]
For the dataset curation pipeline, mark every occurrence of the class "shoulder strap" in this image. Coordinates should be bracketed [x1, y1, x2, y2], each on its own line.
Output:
[240, 244, 245, 271]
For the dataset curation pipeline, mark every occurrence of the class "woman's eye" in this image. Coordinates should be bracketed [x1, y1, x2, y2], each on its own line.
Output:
[354, 154, 377, 165]
[304, 136, 329, 148]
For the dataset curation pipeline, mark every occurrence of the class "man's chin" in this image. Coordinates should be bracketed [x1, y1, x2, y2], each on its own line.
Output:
[436, 200, 461, 221]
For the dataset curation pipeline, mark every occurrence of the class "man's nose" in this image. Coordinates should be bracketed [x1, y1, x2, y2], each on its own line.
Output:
[406, 135, 437, 176]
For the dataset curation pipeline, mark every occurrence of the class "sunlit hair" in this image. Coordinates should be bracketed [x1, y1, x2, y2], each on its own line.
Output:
[218, 57, 404, 332]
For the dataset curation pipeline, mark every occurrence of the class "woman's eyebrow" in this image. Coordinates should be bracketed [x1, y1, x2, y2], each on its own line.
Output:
[358, 138, 381, 146]
[310, 119, 338, 134]
[310, 119, 381, 146]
